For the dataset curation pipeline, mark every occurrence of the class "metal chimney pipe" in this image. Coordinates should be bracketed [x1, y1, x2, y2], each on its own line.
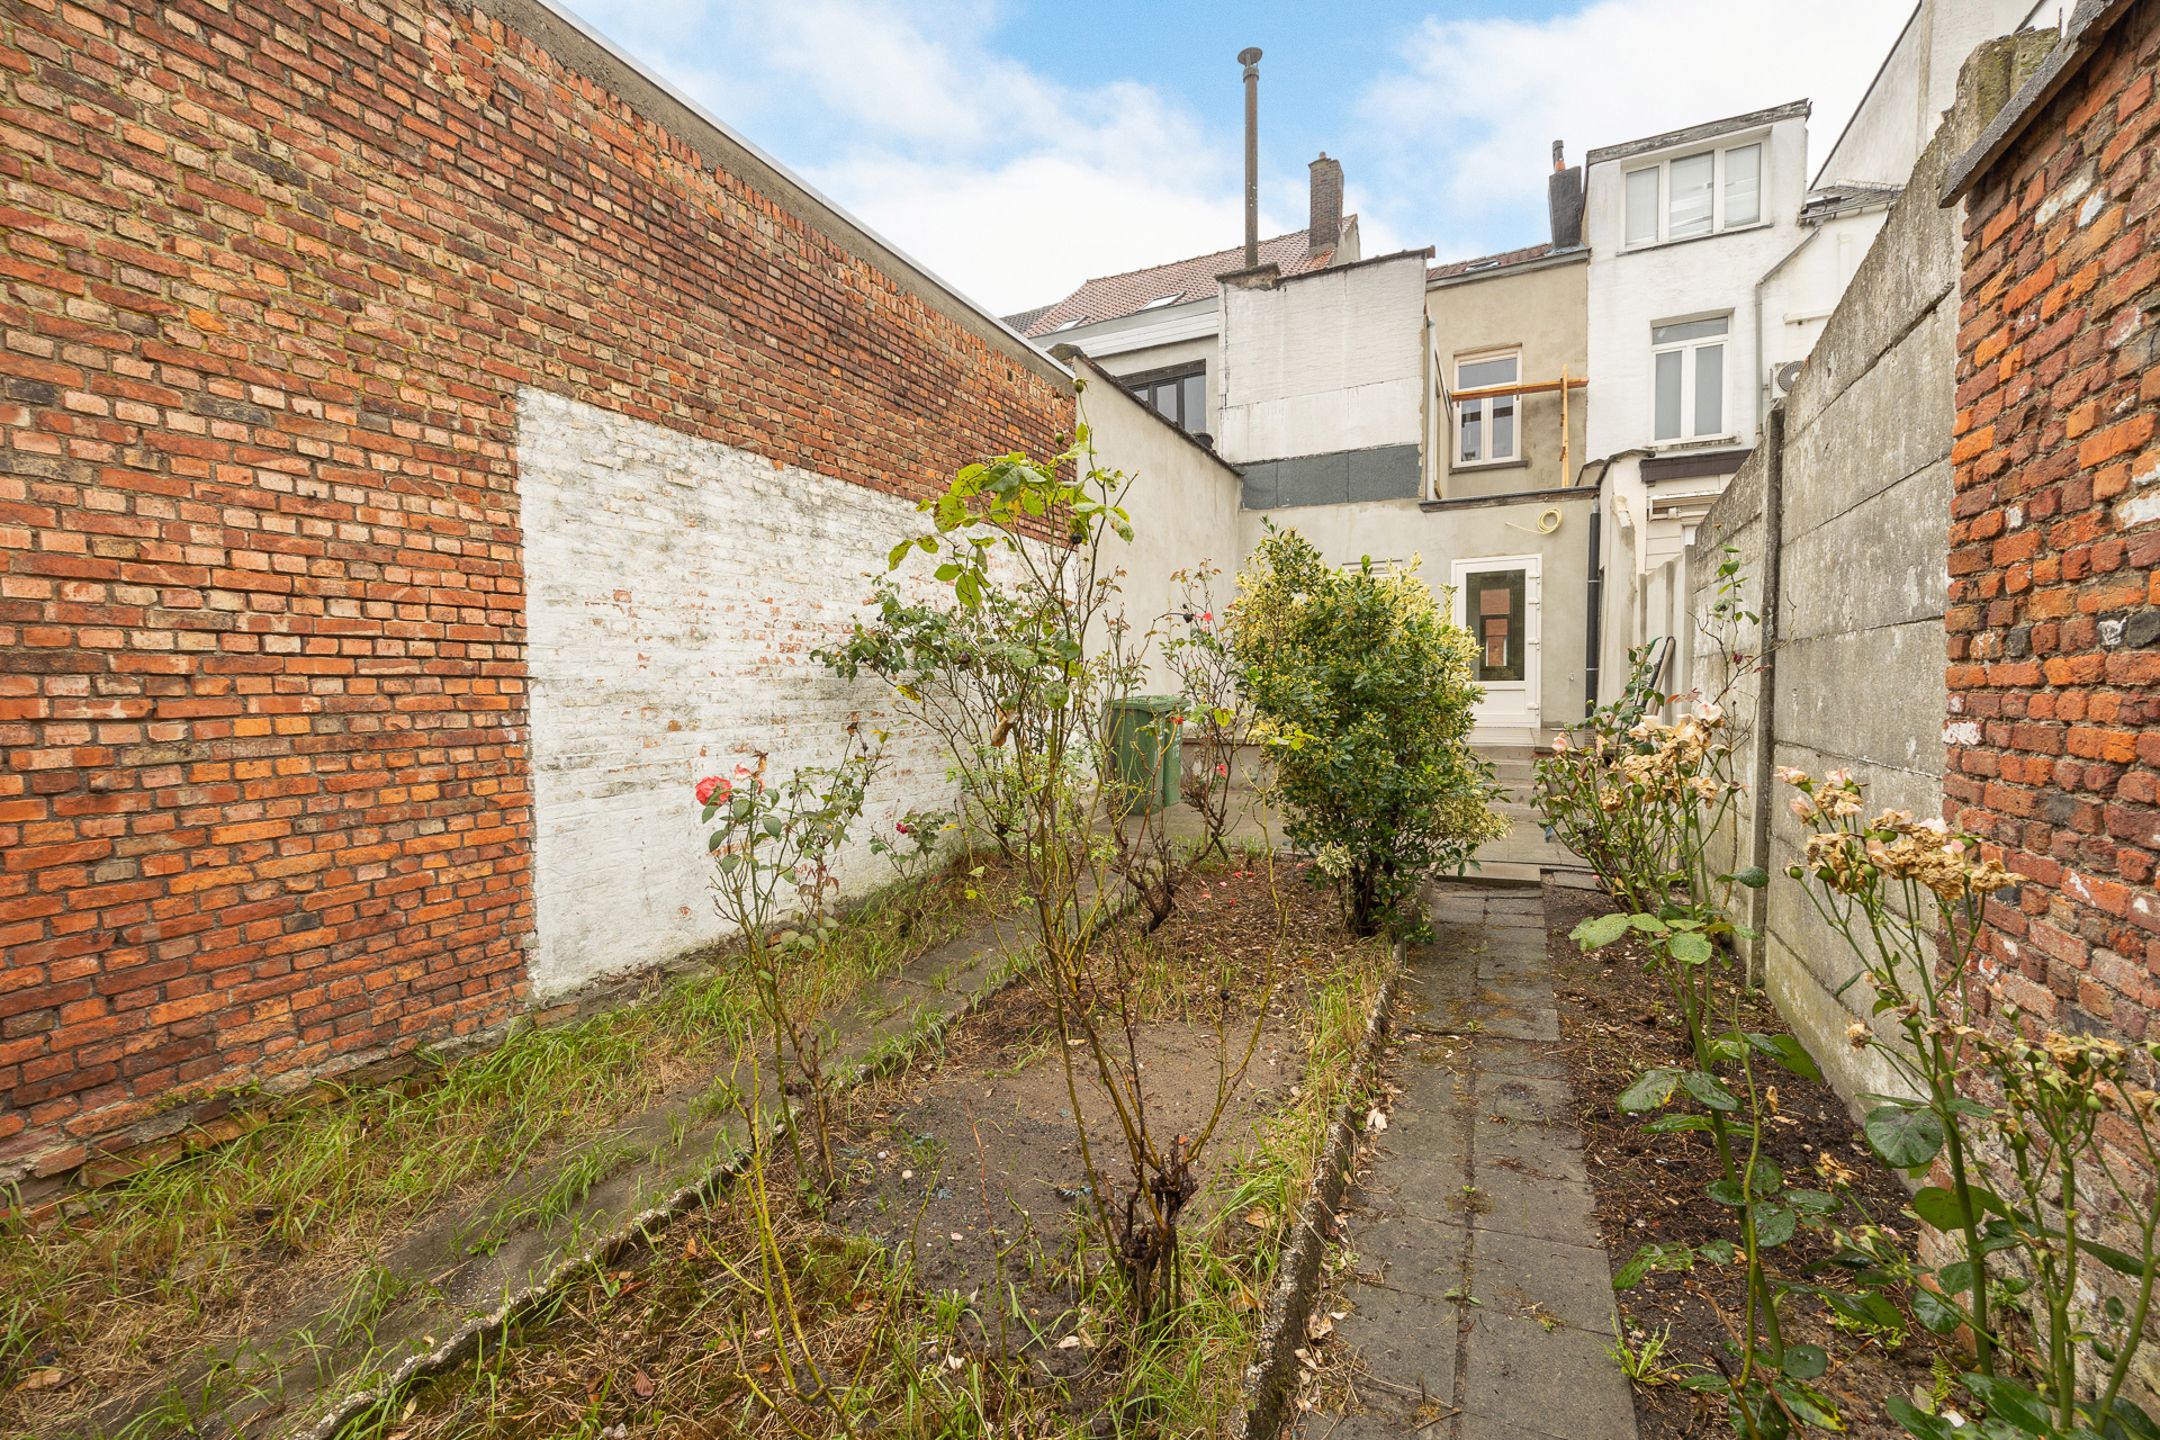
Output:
[1239, 47, 1262, 270]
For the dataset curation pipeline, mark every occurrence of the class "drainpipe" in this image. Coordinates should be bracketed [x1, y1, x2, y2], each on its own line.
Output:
[1584, 507, 1602, 717]
[1745, 403, 1786, 987]
[1240, 47, 1262, 270]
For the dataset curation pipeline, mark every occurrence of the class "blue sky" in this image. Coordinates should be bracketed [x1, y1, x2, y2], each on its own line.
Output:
[566, 0, 1916, 314]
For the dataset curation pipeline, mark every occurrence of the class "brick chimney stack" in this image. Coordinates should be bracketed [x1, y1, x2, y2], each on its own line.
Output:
[1547, 140, 1584, 248]
[1309, 152, 1343, 255]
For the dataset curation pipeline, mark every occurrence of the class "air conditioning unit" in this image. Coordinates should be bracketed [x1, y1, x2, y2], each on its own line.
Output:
[1770, 359, 1804, 398]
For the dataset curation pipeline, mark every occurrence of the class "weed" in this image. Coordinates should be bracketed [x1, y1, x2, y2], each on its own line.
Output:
[1609, 1314, 1688, 1386]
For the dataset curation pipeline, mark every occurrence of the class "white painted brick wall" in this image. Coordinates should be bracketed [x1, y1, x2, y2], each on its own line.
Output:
[515, 389, 964, 997]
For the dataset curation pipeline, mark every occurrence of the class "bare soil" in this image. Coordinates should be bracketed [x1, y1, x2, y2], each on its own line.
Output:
[381, 863, 1392, 1438]
[1544, 879, 1953, 1439]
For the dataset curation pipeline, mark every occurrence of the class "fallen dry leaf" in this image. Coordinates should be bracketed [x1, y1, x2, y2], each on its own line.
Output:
[630, 1369, 656, 1400]
[1244, 1207, 1272, 1230]
[17, 1368, 67, 1393]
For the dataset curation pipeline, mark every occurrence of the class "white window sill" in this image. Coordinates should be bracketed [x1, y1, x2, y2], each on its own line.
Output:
[1619, 219, 1772, 254]
[1452, 456, 1524, 472]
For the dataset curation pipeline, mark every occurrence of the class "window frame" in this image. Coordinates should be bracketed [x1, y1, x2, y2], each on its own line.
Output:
[1619, 136, 1770, 250]
[1451, 347, 1523, 470]
[1650, 313, 1732, 444]
[1123, 363, 1208, 437]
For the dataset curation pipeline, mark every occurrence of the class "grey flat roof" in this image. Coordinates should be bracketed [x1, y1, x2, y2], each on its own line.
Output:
[1586, 99, 1812, 166]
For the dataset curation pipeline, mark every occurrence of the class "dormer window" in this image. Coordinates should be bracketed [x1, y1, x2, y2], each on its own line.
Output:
[1137, 294, 1183, 311]
[1623, 141, 1765, 248]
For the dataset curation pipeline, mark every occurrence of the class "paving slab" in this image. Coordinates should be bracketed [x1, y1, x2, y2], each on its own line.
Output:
[1352, 1213, 1473, 1300]
[1469, 1226, 1624, 1334]
[1457, 1312, 1638, 1440]
[1297, 877, 1636, 1440]
[1336, 1279, 1463, 1399]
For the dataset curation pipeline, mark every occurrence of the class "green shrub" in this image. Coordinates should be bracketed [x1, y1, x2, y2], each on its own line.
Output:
[1230, 527, 1504, 936]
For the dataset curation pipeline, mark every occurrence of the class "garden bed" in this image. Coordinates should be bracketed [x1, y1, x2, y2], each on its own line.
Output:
[1544, 879, 1953, 1439]
[3, 863, 1012, 1439]
[352, 862, 1394, 1440]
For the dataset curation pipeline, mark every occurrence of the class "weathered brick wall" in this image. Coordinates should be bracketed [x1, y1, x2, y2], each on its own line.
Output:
[1947, 0, 2160, 1046]
[0, 0, 1068, 1182]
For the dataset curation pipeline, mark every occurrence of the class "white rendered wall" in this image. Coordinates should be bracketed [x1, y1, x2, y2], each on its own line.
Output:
[1815, 0, 2035, 187]
[1586, 113, 1811, 588]
[1217, 255, 1427, 463]
[516, 389, 964, 997]
[1081, 374, 1243, 693]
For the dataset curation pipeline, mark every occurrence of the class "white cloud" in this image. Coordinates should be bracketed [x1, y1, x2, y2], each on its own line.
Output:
[1359, 0, 1915, 262]
[570, 0, 1292, 313]
[560, 0, 1924, 309]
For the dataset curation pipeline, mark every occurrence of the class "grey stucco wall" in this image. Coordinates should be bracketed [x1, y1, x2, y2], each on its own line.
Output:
[1670, 33, 2055, 1114]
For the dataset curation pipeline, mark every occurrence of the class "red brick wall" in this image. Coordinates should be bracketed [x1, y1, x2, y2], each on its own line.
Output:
[0, 0, 1068, 1181]
[1947, 0, 2160, 1040]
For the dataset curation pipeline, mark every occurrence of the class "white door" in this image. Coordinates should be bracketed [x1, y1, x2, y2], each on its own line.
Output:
[1451, 555, 1541, 738]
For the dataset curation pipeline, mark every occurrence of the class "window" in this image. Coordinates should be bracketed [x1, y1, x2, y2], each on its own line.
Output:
[1620, 139, 1768, 248]
[1624, 167, 1659, 247]
[1667, 152, 1714, 238]
[1464, 569, 1526, 683]
[1652, 316, 1729, 442]
[1126, 365, 1208, 436]
[1454, 351, 1520, 466]
[1724, 144, 1761, 227]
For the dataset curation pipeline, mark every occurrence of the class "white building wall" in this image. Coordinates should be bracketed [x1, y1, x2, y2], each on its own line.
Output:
[1758, 208, 1890, 406]
[1079, 368, 1244, 693]
[516, 389, 968, 997]
[1218, 255, 1428, 462]
[1814, 0, 2038, 187]
[1585, 110, 1812, 645]
[1585, 112, 1810, 469]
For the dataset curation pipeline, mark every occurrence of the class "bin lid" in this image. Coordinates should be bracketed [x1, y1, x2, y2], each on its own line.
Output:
[1108, 695, 1184, 715]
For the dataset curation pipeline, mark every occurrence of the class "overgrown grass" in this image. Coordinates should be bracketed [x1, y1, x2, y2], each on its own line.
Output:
[357, 874, 1394, 1440]
[1119, 933, 1393, 1436]
[0, 859, 1008, 1431]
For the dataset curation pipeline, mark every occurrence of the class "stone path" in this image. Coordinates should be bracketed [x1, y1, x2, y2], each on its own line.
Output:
[1293, 879, 1638, 1440]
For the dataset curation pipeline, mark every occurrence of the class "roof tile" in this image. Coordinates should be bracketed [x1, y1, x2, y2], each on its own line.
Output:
[1020, 228, 1341, 337]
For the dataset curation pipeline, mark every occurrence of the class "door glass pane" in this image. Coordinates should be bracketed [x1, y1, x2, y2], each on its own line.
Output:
[1465, 570, 1526, 683]
[1695, 342, 1724, 436]
[1654, 349, 1683, 440]
[1668, 152, 1714, 238]
[1493, 397, 1515, 460]
[1181, 374, 1205, 432]
[1724, 144, 1761, 227]
[1625, 167, 1659, 246]
[1460, 403, 1482, 463]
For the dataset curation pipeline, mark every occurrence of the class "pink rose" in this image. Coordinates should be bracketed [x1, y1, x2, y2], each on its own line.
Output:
[696, 775, 724, 805]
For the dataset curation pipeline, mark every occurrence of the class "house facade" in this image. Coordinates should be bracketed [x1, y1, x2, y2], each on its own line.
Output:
[1023, 152, 1596, 743]
[1016, 155, 1360, 447]
[1423, 235, 1596, 737]
[1584, 101, 1814, 696]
